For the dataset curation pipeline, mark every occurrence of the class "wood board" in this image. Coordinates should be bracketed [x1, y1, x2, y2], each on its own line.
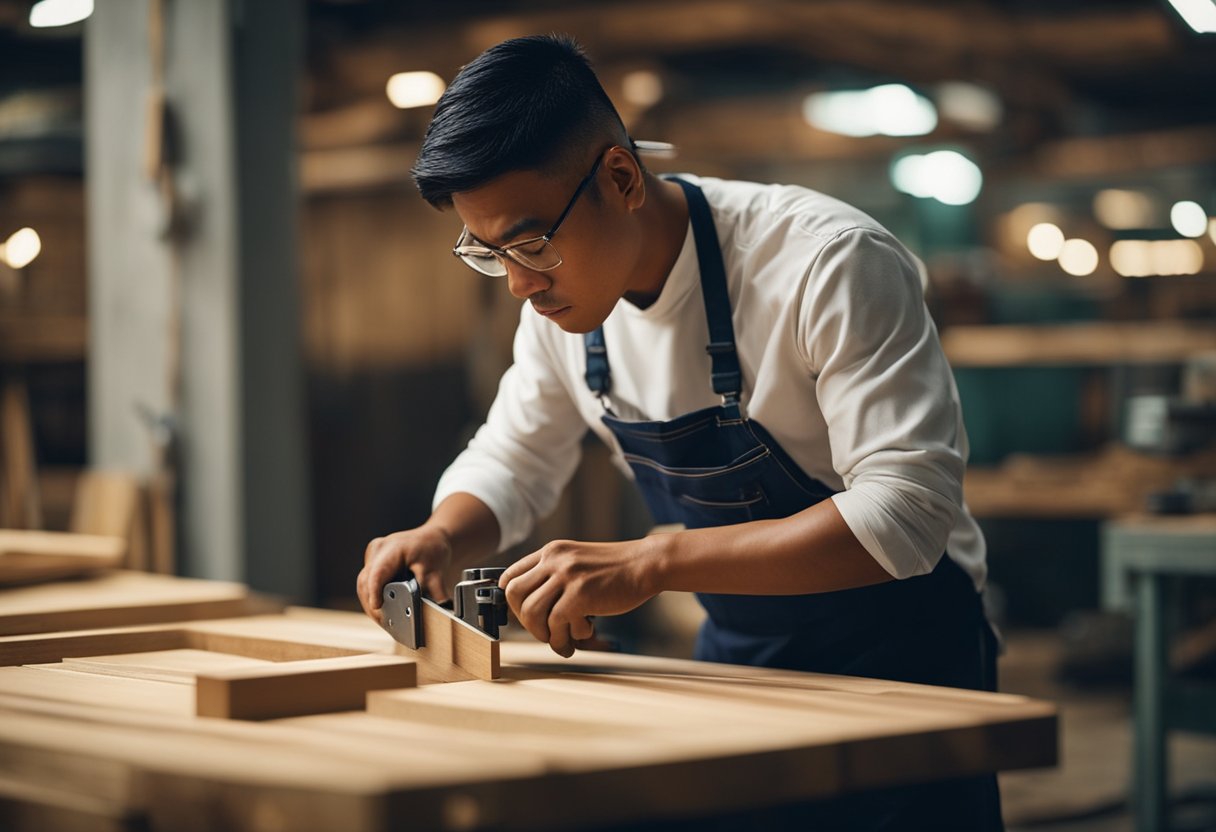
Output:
[0, 612, 419, 720]
[0, 530, 125, 586]
[0, 570, 278, 635]
[0, 607, 1058, 831]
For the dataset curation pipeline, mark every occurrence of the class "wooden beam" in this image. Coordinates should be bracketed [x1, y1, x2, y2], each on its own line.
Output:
[195, 654, 416, 720]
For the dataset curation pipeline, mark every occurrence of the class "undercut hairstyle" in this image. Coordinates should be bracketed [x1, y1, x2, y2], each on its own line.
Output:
[411, 34, 631, 208]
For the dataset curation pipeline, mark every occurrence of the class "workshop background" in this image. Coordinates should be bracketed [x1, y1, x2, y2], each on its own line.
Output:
[2, 0, 1215, 829]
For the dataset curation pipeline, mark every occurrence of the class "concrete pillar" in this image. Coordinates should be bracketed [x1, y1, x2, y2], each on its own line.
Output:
[85, 0, 312, 600]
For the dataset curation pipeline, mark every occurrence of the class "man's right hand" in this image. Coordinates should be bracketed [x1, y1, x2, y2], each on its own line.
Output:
[357, 525, 453, 626]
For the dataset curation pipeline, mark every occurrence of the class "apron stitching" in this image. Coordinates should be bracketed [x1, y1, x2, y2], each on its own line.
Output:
[622, 448, 771, 478]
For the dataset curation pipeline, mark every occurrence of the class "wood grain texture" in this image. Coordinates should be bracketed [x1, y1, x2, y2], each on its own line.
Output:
[392, 597, 500, 683]
[0, 530, 125, 586]
[195, 654, 416, 720]
[0, 570, 277, 635]
[0, 605, 1056, 831]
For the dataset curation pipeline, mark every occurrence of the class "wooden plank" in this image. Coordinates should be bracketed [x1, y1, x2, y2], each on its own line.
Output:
[392, 597, 500, 684]
[0, 666, 195, 716]
[0, 530, 125, 586]
[195, 654, 416, 720]
[58, 649, 273, 683]
[0, 570, 276, 635]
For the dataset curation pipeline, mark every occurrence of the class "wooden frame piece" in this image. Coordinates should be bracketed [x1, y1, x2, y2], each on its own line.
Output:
[196, 654, 416, 720]
[0, 615, 418, 720]
[403, 598, 500, 684]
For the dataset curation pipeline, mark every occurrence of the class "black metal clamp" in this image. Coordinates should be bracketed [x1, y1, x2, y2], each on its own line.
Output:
[382, 567, 508, 650]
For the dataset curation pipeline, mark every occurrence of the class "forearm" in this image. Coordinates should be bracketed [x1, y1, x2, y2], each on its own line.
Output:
[426, 492, 502, 570]
[649, 497, 893, 595]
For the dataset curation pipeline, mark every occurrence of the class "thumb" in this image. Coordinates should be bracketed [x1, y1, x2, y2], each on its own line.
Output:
[423, 570, 449, 604]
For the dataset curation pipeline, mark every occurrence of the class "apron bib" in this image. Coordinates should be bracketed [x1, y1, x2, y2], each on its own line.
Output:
[584, 177, 986, 682]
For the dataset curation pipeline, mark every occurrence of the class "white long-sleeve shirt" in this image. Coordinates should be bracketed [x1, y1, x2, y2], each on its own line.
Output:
[434, 175, 987, 590]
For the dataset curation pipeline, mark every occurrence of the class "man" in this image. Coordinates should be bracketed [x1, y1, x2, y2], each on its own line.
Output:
[358, 34, 1001, 829]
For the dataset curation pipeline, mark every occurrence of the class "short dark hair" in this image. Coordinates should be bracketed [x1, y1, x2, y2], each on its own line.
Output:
[412, 34, 629, 208]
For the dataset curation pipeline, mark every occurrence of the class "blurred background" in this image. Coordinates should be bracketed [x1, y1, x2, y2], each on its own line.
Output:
[1, 0, 1215, 828]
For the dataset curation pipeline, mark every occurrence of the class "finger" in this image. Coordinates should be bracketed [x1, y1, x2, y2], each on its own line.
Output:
[367, 550, 407, 612]
[499, 551, 541, 588]
[502, 558, 549, 620]
[422, 569, 448, 603]
[570, 615, 596, 642]
[548, 619, 575, 658]
[548, 597, 587, 658]
[517, 578, 562, 645]
[356, 570, 372, 618]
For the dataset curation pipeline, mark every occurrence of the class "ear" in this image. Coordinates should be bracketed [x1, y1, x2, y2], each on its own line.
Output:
[603, 146, 646, 211]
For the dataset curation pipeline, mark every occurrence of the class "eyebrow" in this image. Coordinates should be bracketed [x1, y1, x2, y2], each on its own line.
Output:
[495, 217, 548, 245]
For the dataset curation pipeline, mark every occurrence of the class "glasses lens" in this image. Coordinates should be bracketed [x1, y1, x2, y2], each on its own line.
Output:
[506, 239, 562, 272]
[457, 250, 507, 277]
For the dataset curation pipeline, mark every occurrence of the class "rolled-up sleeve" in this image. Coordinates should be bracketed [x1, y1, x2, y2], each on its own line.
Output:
[799, 228, 964, 579]
[432, 306, 587, 552]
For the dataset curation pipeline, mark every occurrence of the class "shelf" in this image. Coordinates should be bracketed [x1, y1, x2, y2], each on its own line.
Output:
[943, 322, 1216, 368]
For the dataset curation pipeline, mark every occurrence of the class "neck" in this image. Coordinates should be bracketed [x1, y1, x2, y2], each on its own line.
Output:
[622, 174, 689, 309]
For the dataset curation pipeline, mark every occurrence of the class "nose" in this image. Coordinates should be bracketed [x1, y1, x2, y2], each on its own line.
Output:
[504, 259, 551, 300]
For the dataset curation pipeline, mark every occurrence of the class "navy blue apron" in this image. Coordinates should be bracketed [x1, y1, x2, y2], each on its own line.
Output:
[584, 177, 1003, 830]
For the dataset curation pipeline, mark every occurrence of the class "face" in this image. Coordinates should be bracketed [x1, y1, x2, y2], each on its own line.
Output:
[450, 147, 646, 334]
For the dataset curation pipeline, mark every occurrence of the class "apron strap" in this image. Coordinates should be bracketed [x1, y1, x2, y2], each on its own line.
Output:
[583, 327, 611, 397]
[582, 176, 742, 404]
[671, 177, 742, 403]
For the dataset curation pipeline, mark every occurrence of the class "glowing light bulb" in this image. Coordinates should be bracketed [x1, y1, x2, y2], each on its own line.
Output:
[385, 72, 446, 109]
[1058, 239, 1099, 276]
[2, 227, 41, 269]
[1171, 200, 1209, 238]
[29, 0, 92, 28]
[1027, 223, 1065, 261]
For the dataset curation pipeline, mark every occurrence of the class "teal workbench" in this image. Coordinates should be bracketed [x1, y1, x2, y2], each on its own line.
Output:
[1102, 514, 1216, 832]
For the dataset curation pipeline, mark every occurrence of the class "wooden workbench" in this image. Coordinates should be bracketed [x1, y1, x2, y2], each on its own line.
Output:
[0, 572, 1058, 830]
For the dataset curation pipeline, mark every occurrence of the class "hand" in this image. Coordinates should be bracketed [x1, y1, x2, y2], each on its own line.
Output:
[498, 537, 661, 658]
[357, 525, 453, 625]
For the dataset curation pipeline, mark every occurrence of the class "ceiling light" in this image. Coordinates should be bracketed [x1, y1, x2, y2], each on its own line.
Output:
[1093, 189, 1158, 230]
[890, 150, 983, 205]
[1153, 239, 1204, 275]
[1166, 0, 1216, 33]
[1, 227, 42, 269]
[935, 82, 1003, 131]
[804, 84, 937, 138]
[29, 0, 93, 28]
[386, 72, 446, 109]
[1110, 239, 1204, 277]
[1171, 200, 1209, 237]
[1058, 239, 1099, 276]
[1110, 241, 1153, 278]
[1027, 223, 1065, 261]
[622, 71, 663, 107]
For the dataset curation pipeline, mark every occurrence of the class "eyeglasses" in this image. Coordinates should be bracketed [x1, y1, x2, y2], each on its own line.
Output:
[452, 153, 605, 277]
